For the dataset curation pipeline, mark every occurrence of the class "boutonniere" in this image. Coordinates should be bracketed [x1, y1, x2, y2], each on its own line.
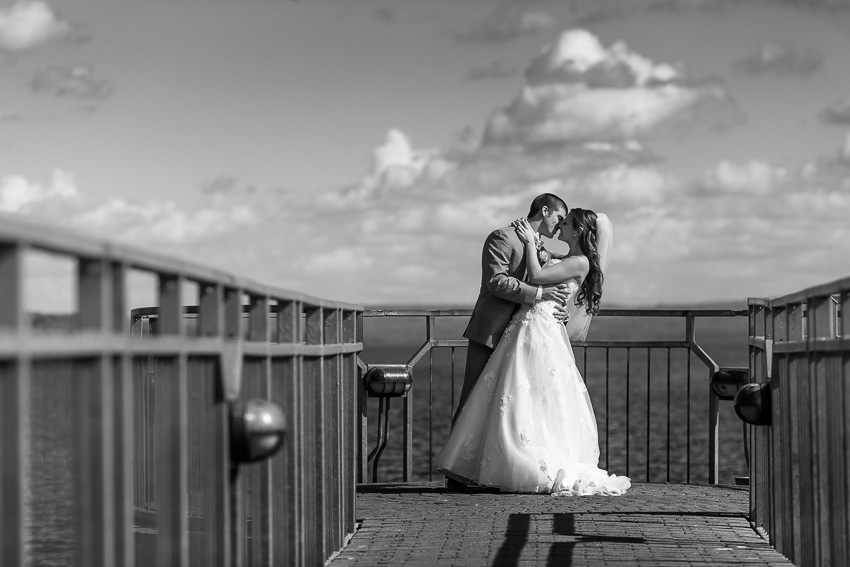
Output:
[534, 233, 552, 264]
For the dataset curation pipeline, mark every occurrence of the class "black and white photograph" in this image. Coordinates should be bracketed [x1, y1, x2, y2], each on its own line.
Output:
[1, 0, 848, 565]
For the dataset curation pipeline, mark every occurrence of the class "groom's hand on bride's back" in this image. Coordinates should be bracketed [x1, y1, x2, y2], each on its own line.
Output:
[541, 284, 571, 322]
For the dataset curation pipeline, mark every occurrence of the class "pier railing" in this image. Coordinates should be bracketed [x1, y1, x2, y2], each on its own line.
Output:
[358, 306, 749, 486]
[747, 276, 849, 567]
[0, 216, 363, 567]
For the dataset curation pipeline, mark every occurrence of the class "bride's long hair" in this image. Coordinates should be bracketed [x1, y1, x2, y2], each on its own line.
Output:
[570, 208, 603, 315]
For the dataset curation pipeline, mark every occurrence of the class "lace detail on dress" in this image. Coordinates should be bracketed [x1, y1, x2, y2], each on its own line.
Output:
[480, 450, 492, 469]
[462, 434, 479, 462]
[483, 371, 497, 401]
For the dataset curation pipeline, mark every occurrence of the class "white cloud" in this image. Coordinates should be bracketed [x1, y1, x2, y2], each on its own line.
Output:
[74, 200, 258, 244]
[303, 246, 375, 273]
[1, 170, 257, 245]
[0, 1, 71, 52]
[431, 193, 530, 236]
[696, 160, 786, 195]
[31, 64, 113, 100]
[456, 3, 557, 44]
[5, 139, 850, 309]
[354, 128, 456, 196]
[0, 169, 77, 212]
[483, 29, 741, 146]
[4, 18, 848, 309]
[524, 29, 680, 88]
[734, 41, 823, 77]
[568, 164, 678, 205]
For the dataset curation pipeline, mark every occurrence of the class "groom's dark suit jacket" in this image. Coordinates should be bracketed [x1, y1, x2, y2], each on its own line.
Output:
[463, 226, 538, 349]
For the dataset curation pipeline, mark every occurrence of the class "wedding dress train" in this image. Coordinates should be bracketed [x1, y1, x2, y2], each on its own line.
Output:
[437, 279, 630, 496]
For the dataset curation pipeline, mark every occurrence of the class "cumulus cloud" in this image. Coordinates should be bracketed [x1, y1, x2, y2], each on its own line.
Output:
[695, 160, 788, 195]
[819, 97, 850, 125]
[455, 2, 557, 44]
[734, 42, 823, 77]
[0, 1, 76, 52]
[524, 29, 680, 88]
[0, 169, 77, 212]
[483, 29, 742, 146]
[1, 170, 257, 246]
[74, 199, 258, 244]
[0, 129, 665, 306]
[5, 125, 850, 308]
[31, 64, 113, 100]
[4, 22, 847, 307]
[566, 164, 678, 205]
[351, 129, 457, 197]
[606, 152, 850, 302]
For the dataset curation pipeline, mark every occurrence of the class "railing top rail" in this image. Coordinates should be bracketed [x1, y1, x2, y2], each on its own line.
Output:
[0, 214, 362, 312]
[131, 303, 363, 320]
[364, 307, 747, 318]
[748, 275, 850, 308]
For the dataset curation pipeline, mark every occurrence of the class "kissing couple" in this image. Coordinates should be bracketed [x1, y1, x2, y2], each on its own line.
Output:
[436, 193, 631, 497]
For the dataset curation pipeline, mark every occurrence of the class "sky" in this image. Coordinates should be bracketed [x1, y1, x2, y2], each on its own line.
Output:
[2, 0, 850, 310]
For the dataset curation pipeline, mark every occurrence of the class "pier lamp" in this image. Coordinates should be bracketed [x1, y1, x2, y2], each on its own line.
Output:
[230, 399, 286, 463]
[364, 365, 413, 397]
[710, 367, 749, 400]
[364, 365, 413, 482]
[733, 383, 772, 426]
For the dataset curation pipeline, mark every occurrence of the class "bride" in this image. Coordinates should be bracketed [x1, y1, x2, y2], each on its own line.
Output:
[436, 208, 630, 496]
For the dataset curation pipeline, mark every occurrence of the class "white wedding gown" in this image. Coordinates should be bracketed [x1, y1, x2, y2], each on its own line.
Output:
[437, 278, 630, 496]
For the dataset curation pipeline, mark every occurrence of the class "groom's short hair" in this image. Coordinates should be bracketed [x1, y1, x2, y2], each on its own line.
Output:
[527, 193, 567, 218]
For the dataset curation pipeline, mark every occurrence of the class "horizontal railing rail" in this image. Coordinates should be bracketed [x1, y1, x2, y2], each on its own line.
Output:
[0, 215, 363, 567]
[747, 275, 848, 567]
[358, 306, 748, 485]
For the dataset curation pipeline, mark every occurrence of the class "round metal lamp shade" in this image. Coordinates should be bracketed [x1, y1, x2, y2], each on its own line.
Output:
[733, 383, 771, 426]
[710, 367, 749, 400]
[230, 399, 286, 463]
[365, 365, 413, 397]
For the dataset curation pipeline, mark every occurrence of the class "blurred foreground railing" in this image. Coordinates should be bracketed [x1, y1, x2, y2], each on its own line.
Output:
[358, 306, 749, 485]
[0, 216, 362, 567]
[746, 276, 848, 567]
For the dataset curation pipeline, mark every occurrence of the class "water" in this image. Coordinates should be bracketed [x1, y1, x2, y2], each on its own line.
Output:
[360, 310, 751, 485]
[26, 362, 77, 566]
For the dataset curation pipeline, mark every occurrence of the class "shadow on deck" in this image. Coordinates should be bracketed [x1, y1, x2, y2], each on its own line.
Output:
[328, 482, 794, 567]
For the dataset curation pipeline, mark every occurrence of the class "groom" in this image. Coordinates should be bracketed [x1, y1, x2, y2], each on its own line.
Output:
[452, 193, 571, 429]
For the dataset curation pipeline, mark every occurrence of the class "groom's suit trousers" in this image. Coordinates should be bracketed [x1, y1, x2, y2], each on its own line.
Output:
[455, 227, 537, 429]
[451, 340, 494, 427]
